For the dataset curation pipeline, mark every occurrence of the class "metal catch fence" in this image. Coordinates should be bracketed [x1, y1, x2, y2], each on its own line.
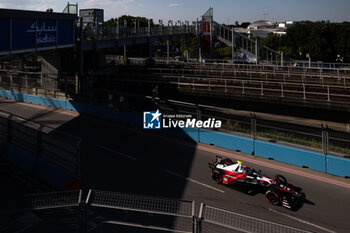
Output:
[0, 190, 316, 233]
[85, 190, 196, 233]
[198, 204, 312, 233]
[0, 190, 82, 233]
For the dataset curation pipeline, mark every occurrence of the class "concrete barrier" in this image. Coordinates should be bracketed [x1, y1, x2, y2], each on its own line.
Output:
[326, 155, 350, 178]
[199, 129, 254, 155]
[255, 140, 327, 173]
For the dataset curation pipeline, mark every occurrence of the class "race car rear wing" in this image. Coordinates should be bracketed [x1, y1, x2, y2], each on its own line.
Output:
[208, 156, 223, 169]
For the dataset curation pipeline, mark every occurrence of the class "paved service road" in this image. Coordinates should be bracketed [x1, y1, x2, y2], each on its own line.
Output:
[1, 98, 350, 233]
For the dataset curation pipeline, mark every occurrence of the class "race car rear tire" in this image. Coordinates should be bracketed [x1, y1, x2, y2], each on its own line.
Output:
[212, 171, 222, 184]
[265, 190, 280, 205]
[274, 175, 287, 184]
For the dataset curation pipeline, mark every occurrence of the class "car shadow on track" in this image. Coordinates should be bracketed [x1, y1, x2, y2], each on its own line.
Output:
[222, 183, 316, 212]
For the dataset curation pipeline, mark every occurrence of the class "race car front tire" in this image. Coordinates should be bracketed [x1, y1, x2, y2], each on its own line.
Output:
[212, 171, 223, 184]
[265, 190, 280, 205]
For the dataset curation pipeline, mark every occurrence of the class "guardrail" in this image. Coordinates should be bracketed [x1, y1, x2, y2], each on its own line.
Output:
[0, 190, 313, 233]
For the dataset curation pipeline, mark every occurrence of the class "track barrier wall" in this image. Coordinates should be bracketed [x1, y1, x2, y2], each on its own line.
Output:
[254, 140, 327, 173]
[0, 90, 349, 178]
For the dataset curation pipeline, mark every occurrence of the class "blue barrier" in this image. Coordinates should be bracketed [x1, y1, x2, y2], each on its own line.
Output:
[26, 95, 67, 109]
[255, 140, 326, 173]
[199, 129, 254, 155]
[0, 90, 27, 102]
[326, 155, 350, 178]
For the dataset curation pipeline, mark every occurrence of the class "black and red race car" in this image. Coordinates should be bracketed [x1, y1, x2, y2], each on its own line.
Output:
[208, 156, 305, 210]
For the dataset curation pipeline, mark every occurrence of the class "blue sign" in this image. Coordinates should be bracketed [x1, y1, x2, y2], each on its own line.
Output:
[57, 20, 74, 45]
[143, 110, 162, 129]
[1, 17, 75, 52]
[12, 18, 36, 49]
[35, 19, 57, 47]
[0, 19, 9, 51]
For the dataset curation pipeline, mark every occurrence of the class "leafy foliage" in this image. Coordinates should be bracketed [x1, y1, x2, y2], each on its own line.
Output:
[261, 21, 350, 62]
[104, 15, 152, 28]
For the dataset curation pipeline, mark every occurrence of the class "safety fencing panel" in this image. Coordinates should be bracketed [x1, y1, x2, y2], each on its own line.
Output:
[0, 190, 82, 233]
[41, 126, 82, 175]
[86, 190, 196, 233]
[0, 109, 82, 189]
[198, 204, 312, 233]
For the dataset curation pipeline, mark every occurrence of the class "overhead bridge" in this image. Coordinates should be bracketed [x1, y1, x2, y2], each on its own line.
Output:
[0, 5, 282, 68]
[81, 7, 283, 65]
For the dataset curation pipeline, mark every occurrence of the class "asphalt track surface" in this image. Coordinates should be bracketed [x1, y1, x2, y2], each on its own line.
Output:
[1, 98, 350, 233]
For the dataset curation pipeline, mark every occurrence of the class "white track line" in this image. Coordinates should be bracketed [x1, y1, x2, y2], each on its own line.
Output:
[269, 208, 336, 233]
[165, 170, 225, 193]
[97, 145, 138, 161]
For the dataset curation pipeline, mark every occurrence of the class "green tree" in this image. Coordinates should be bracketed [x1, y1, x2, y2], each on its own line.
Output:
[261, 21, 350, 62]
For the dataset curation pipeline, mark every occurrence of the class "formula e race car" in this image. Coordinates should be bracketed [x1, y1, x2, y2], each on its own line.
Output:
[208, 156, 305, 210]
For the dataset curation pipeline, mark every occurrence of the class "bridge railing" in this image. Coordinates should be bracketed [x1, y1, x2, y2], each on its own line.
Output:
[213, 21, 283, 65]
[83, 23, 197, 41]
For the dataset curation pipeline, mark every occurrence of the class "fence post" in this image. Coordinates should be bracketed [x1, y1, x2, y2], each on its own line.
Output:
[10, 74, 13, 90]
[250, 114, 257, 140]
[303, 84, 306, 99]
[281, 83, 284, 97]
[322, 124, 329, 156]
[193, 216, 198, 233]
[327, 85, 330, 102]
[25, 74, 28, 94]
[78, 202, 88, 233]
[40, 73, 43, 88]
[37, 124, 44, 157]
[198, 203, 204, 233]
[6, 114, 14, 142]
[75, 73, 79, 95]
[322, 125, 329, 174]
[260, 81, 264, 96]
[196, 105, 201, 142]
